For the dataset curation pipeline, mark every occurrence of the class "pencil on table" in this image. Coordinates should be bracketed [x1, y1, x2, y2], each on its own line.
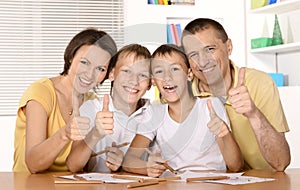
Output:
[127, 180, 159, 188]
[162, 162, 178, 174]
[90, 142, 129, 157]
[186, 175, 229, 182]
[112, 174, 145, 182]
[145, 148, 178, 175]
[157, 176, 181, 182]
[73, 174, 87, 181]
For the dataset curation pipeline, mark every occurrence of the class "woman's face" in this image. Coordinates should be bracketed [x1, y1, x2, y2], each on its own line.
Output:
[69, 45, 111, 94]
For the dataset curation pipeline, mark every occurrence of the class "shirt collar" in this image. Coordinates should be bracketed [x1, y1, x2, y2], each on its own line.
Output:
[112, 98, 150, 118]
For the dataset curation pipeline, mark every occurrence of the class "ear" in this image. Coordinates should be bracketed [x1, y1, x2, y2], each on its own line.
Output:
[151, 78, 156, 86]
[108, 68, 115, 81]
[226, 38, 233, 55]
[187, 68, 194, 81]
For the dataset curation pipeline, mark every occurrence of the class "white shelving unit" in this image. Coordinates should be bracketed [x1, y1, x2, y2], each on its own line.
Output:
[250, 0, 300, 14]
[249, 0, 300, 54]
[250, 41, 300, 54]
[248, 1, 300, 169]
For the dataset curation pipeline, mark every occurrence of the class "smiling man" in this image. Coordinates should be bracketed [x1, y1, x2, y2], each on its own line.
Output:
[181, 18, 291, 171]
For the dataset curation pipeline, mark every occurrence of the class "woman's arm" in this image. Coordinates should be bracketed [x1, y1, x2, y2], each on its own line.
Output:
[66, 97, 114, 172]
[66, 126, 105, 173]
[25, 100, 72, 173]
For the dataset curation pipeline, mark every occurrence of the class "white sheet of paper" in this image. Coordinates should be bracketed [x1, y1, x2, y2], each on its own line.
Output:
[58, 173, 137, 183]
[159, 170, 275, 185]
[206, 175, 275, 185]
[160, 170, 244, 182]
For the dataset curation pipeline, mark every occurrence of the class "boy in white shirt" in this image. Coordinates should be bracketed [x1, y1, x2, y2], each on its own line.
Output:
[123, 44, 243, 177]
[67, 44, 152, 172]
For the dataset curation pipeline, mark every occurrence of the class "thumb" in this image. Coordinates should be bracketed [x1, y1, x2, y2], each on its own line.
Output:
[72, 95, 81, 117]
[102, 94, 109, 111]
[155, 149, 162, 156]
[237, 67, 246, 87]
[207, 99, 216, 118]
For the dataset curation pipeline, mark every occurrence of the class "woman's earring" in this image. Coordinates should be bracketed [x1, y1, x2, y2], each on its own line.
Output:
[187, 69, 194, 81]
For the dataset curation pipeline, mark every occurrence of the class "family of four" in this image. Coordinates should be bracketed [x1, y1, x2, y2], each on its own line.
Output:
[13, 18, 290, 175]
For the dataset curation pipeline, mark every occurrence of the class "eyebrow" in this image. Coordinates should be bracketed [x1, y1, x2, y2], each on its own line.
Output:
[187, 51, 196, 57]
[80, 57, 91, 63]
[187, 44, 217, 55]
[82, 57, 108, 68]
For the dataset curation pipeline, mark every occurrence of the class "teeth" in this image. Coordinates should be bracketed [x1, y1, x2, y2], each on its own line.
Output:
[125, 86, 138, 93]
[79, 77, 92, 85]
[163, 85, 177, 90]
[202, 67, 214, 73]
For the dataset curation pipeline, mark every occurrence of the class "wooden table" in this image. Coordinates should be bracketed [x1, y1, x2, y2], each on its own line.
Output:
[1, 169, 300, 190]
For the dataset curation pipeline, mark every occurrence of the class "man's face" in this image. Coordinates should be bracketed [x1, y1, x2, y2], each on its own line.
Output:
[182, 27, 232, 94]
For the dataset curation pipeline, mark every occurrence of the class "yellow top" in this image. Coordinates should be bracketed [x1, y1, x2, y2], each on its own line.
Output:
[13, 78, 97, 172]
[192, 61, 289, 170]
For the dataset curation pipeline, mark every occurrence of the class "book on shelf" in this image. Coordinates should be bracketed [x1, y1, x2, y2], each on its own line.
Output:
[175, 23, 182, 42]
[166, 23, 182, 45]
[166, 24, 173, 44]
[148, 0, 194, 5]
[170, 0, 195, 5]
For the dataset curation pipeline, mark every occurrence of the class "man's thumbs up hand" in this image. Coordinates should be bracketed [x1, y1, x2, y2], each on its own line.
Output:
[228, 67, 257, 117]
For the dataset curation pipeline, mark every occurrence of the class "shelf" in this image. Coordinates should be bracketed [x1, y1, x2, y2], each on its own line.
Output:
[250, 0, 300, 14]
[250, 42, 300, 54]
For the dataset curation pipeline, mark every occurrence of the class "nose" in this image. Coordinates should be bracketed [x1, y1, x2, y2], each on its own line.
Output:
[163, 70, 172, 82]
[85, 66, 95, 79]
[193, 50, 211, 69]
[127, 73, 138, 86]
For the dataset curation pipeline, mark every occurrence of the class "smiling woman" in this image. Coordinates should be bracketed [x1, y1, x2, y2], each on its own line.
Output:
[13, 28, 117, 173]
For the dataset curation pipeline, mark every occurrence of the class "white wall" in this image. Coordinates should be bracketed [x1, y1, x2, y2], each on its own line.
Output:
[0, 116, 15, 171]
[124, 0, 247, 66]
[279, 87, 300, 168]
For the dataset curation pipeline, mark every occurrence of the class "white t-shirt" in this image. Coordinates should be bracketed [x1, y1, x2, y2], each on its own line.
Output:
[79, 95, 150, 172]
[138, 97, 230, 171]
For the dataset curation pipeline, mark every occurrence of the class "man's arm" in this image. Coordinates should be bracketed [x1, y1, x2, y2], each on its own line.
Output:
[246, 108, 290, 171]
[228, 67, 290, 171]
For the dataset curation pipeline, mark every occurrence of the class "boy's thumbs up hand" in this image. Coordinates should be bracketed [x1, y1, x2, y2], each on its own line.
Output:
[94, 94, 114, 138]
[102, 93, 109, 111]
[207, 99, 229, 138]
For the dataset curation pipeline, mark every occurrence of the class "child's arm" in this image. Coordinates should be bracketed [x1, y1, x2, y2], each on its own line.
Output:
[105, 142, 124, 171]
[207, 99, 244, 172]
[145, 149, 168, 177]
[123, 134, 167, 176]
[66, 95, 114, 172]
[122, 134, 150, 175]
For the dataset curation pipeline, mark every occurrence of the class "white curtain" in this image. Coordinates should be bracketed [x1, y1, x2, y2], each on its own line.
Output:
[0, 0, 124, 115]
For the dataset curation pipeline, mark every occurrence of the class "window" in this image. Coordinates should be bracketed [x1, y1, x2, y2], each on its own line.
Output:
[0, 0, 124, 116]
